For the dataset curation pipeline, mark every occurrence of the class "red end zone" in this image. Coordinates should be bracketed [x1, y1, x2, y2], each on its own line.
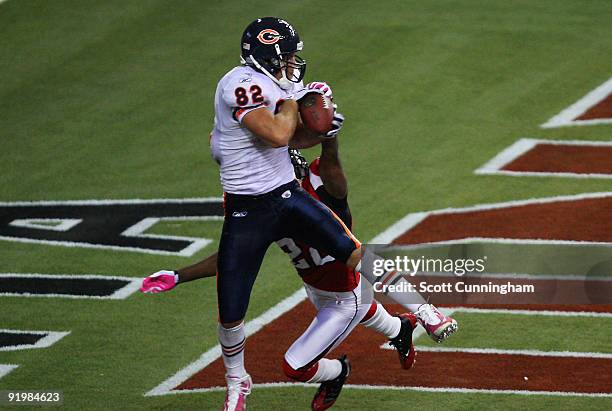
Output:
[167, 300, 612, 395]
[148, 193, 612, 398]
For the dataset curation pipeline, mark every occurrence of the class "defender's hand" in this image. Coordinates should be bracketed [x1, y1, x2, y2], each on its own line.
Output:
[325, 106, 344, 138]
[140, 270, 178, 294]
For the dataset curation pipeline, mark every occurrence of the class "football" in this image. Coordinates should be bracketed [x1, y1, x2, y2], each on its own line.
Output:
[298, 92, 334, 134]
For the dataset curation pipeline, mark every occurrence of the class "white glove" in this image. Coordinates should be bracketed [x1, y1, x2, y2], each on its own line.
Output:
[324, 105, 345, 138]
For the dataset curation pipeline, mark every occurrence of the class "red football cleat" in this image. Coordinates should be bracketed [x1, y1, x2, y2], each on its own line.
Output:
[311, 356, 350, 411]
[389, 313, 418, 369]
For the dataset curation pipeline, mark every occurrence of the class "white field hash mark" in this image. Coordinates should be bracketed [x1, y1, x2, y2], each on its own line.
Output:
[475, 138, 612, 179]
[541, 77, 612, 128]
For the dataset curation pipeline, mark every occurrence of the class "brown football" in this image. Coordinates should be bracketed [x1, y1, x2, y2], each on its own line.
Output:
[298, 92, 334, 134]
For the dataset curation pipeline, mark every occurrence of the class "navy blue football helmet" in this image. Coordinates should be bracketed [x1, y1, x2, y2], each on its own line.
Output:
[240, 17, 306, 90]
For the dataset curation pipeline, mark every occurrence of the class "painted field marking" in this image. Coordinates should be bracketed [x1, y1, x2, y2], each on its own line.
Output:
[148, 192, 612, 398]
[541, 78, 612, 128]
[453, 307, 612, 318]
[0, 198, 224, 257]
[380, 344, 612, 359]
[0, 364, 18, 380]
[475, 138, 612, 179]
[0, 330, 70, 352]
[0, 273, 142, 299]
[146, 287, 611, 397]
[370, 191, 612, 245]
[150, 382, 612, 399]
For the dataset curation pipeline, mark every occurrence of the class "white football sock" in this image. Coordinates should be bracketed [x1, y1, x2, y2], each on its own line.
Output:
[357, 249, 427, 313]
[307, 358, 342, 383]
[218, 322, 248, 378]
[361, 304, 402, 339]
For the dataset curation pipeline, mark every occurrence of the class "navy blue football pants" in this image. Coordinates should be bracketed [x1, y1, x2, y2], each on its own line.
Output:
[217, 180, 359, 323]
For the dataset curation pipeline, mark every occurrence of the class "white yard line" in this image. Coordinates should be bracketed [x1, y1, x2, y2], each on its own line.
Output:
[400, 345, 612, 359]
[153, 382, 612, 398]
[145, 288, 308, 396]
[453, 307, 612, 318]
[371, 191, 612, 245]
[541, 78, 612, 128]
[475, 137, 612, 179]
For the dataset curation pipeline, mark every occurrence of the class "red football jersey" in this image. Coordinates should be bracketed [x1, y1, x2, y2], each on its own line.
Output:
[277, 159, 360, 292]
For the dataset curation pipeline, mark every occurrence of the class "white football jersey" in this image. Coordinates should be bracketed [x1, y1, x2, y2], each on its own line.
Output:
[210, 65, 302, 195]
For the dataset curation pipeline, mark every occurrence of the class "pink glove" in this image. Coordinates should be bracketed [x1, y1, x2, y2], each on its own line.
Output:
[306, 81, 333, 99]
[140, 270, 178, 293]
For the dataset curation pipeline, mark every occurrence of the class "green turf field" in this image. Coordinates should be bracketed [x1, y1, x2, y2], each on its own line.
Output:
[1, 0, 611, 409]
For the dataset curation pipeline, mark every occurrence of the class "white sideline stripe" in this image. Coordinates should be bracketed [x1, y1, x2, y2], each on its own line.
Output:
[0, 197, 223, 206]
[380, 237, 612, 249]
[390, 271, 612, 282]
[0, 273, 142, 300]
[0, 364, 18, 380]
[541, 77, 612, 128]
[479, 170, 612, 179]
[475, 138, 538, 174]
[155, 382, 612, 398]
[475, 138, 612, 179]
[380, 344, 612, 359]
[453, 307, 612, 318]
[371, 191, 612, 245]
[0, 330, 70, 352]
[144, 288, 308, 397]
[10, 218, 83, 232]
[370, 212, 428, 244]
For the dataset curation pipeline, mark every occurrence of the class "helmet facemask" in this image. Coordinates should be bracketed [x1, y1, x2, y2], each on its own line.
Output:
[244, 41, 306, 90]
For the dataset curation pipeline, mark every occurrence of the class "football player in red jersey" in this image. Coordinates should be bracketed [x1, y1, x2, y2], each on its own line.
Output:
[142, 133, 418, 411]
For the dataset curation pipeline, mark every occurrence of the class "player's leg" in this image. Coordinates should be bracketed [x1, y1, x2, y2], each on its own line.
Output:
[360, 299, 418, 369]
[353, 247, 458, 342]
[282, 283, 368, 410]
[217, 195, 277, 410]
[282, 187, 457, 342]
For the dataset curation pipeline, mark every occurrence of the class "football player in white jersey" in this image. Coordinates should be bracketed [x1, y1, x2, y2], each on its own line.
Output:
[142, 139, 419, 411]
[166, 17, 456, 411]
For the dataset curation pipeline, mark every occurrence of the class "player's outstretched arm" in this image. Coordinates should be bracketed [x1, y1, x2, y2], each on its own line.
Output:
[140, 252, 218, 293]
[243, 100, 299, 148]
[319, 137, 348, 199]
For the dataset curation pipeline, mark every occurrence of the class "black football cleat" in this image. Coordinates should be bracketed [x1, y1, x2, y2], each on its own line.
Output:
[311, 355, 351, 411]
[389, 313, 418, 369]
